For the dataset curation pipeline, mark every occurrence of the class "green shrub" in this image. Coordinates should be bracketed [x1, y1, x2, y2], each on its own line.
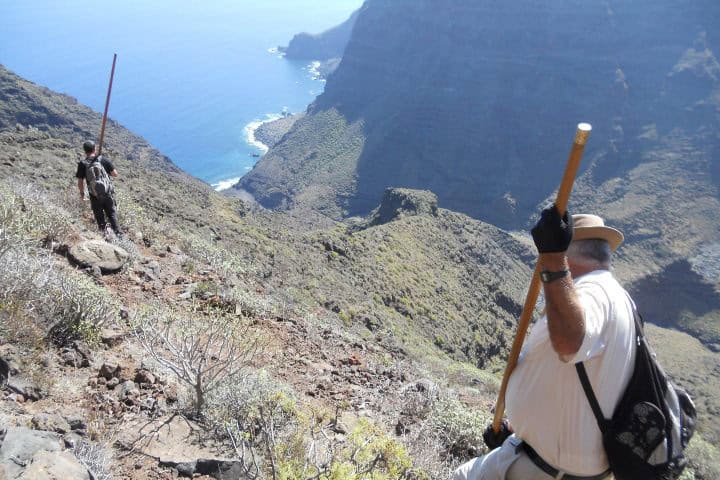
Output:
[208, 372, 418, 479]
[48, 271, 118, 344]
[685, 435, 720, 480]
[427, 398, 489, 458]
[0, 184, 73, 247]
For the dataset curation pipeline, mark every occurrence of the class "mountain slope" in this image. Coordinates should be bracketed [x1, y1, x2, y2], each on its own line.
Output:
[239, 0, 719, 228]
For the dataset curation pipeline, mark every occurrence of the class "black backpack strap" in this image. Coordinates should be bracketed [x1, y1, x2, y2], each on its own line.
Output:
[576, 362, 608, 435]
[577, 289, 641, 436]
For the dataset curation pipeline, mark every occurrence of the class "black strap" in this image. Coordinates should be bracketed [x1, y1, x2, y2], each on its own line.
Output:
[521, 442, 611, 480]
[575, 362, 608, 434]
[577, 290, 641, 435]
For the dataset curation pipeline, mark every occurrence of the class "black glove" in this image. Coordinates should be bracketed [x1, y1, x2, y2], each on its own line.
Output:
[483, 419, 512, 450]
[531, 204, 573, 253]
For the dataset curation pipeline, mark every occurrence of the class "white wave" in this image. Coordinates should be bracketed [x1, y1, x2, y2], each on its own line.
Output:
[267, 46, 285, 58]
[244, 113, 283, 153]
[212, 177, 241, 191]
[308, 60, 322, 80]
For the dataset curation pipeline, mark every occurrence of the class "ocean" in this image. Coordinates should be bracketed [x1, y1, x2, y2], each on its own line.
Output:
[0, 0, 363, 189]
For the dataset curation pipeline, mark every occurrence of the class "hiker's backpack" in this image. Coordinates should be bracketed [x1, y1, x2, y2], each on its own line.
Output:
[576, 309, 697, 480]
[84, 155, 113, 199]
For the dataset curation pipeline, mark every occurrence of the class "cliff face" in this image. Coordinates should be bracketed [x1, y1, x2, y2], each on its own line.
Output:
[281, 9, 359, 61]
[240, 0, 719, 228]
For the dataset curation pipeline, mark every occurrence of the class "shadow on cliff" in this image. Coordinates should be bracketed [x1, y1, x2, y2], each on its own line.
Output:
[629, 259, 720, 346]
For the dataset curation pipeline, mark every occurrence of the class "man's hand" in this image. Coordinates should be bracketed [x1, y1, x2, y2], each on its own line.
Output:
[482, 419, 512, 450]
[531, 204, 573, 253]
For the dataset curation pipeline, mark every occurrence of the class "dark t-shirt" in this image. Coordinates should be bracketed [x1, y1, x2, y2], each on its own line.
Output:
[75, 155, 115, 180]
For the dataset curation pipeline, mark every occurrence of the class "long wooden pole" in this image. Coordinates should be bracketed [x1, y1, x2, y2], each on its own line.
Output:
[492, 122, 592, 432]
[97, 53, 117, 156]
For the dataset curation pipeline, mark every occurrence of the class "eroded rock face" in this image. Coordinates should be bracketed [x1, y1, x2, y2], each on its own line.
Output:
[368, 188, 438, 226]
[68, 240, 129, 273]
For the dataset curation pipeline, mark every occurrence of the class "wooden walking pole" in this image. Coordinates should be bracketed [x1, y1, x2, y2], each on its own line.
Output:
[492, 122, 592, 433]
[97, 53, 117, 156]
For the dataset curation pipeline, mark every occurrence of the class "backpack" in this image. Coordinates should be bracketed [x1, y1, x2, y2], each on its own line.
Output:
[576, 309, 697, 480]
[84, 155, 113, 199]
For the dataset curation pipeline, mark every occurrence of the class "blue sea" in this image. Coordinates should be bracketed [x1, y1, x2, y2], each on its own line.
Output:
[0, 0, 363, 189]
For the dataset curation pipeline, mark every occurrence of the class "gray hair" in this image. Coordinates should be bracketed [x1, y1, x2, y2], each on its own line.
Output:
[567, 239, 612, 266]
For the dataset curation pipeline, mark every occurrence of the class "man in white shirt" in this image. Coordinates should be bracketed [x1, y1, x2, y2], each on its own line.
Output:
[453, 206, 635, 480]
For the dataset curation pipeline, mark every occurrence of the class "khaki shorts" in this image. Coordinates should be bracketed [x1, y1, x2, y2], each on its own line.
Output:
[452, 435, 558, 480]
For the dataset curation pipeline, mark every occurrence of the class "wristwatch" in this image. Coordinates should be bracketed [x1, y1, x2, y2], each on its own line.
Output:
[540, 269, 570, 283]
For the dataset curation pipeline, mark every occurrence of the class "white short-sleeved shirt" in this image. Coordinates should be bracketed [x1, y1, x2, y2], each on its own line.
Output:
[505, 270, 636, 476]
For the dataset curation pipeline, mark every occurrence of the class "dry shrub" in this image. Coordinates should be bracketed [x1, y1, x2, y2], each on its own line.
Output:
[133, 303, 264, 418]
[73, 439, 114, 480]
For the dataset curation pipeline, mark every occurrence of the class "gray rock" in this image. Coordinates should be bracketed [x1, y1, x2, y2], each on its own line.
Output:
[65, 415, 87, 432]
[159, 459, 197, 477]
[68, 240, 129, 273]
[178, 290, 193, 300]
[100, 328, 127, 347]
[0, 357, 8, 386]
[0, 427, 61, 478]
[32, 413, 71, 434]
[63, 432, 83, 449]
[117, 380, 140, 401]
[196, 458, 246, 480]
[6, 377, 43, 401]
[19, 450, 91, 479]
[135, 370, 156, 385]
[98, 362, 120, 380]
[61, 342, 92, 368]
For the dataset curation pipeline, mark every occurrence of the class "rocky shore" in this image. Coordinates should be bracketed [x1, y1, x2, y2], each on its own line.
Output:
[253, 113, 305, 150]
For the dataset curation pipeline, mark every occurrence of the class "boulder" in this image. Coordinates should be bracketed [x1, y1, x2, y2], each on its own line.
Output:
[19, 450, 90, 480]
[0, 427, 61, 479]
[98, 362, 120, 380]
[31, 413, 71, 434]
[68, 240, 129, 273]
[6, 376, 43, 401]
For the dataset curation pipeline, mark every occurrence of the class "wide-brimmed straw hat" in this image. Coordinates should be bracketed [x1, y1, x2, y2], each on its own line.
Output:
[572, 214, 624, 251]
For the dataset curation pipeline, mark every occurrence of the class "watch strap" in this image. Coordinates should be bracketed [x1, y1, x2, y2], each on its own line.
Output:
[540, 269, 570, 283]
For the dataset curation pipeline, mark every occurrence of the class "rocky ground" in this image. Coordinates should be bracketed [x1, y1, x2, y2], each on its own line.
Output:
[0, 206, 446, 479]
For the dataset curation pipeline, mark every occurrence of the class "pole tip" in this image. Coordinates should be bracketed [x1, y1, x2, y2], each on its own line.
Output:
[575, 123, 592, 145]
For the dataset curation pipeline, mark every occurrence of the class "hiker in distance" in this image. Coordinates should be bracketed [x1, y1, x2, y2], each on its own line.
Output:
[76, 140, 121, 239]
[454, 206, 634, 480]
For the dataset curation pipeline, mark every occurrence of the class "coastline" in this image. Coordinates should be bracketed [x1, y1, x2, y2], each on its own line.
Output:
[211, 114, 281, 191]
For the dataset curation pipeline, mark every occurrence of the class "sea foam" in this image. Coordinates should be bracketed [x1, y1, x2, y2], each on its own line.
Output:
[212, 177, 241, 191]
[244, 113, 283, 153]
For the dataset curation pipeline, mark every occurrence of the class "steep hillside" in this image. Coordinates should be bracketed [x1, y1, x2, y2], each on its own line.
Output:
[0, 64, 534, 478]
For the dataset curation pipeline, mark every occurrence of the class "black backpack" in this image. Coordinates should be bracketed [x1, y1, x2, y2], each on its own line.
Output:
[84, 155, 113, 200]
[576, 309, 696, 480]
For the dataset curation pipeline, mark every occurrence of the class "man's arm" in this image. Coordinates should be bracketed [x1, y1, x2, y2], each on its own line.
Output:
[531, 205, 585, 361]
[101, 157, 119, 177]
[77, 178, 85, 199]
[539, 252, 585, 360]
